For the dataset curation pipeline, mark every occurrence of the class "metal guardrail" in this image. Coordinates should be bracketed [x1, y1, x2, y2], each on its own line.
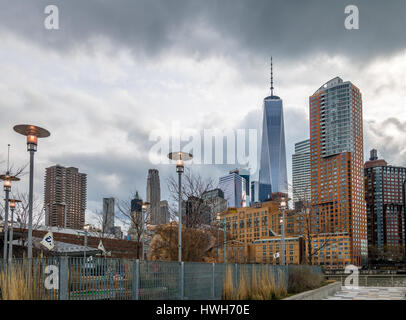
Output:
[326, 274, 406, 287]
[0, 258, 321, 300]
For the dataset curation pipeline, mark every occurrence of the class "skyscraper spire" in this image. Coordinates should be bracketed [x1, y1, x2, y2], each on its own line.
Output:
[6, 144, 10, 175]
[270, 57, 274, 96]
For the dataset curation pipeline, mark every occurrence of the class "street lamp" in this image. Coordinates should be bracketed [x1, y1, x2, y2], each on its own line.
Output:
[7, 198, 21, 263]
[167, 151, 193, 262]
[279, 198, 287, 266]
[0, 174, 20, 262]
[14, 124, 50, 259]
[167, 151, 192, 300]
[141, 201, 150, 260]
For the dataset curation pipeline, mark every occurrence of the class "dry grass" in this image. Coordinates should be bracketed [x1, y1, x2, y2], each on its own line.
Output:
[0, 263, 41, 300]
[222, 265, 288, 300]
[222, 266, 235, 299]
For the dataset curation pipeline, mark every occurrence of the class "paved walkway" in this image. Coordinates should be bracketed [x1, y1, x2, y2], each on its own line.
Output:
[325, 286, 406, 300]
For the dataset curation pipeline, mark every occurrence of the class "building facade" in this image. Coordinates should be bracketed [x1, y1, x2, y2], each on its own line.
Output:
[364, 149, 406, 262]
[292, 139, 311, 205]
[309, 77, 367, 267]
[44, 165, 87, 230]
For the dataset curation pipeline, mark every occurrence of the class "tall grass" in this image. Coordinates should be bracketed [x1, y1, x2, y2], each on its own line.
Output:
[222, 265, 288, 300]
[0, 263, 41, 300]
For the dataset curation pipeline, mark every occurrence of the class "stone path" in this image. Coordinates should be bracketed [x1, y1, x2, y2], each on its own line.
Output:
[325, 286, 406, 300]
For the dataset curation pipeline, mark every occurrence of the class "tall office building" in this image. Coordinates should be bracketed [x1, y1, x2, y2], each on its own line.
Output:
[44, 165, 87, 230]
[292, 139, 311, 206]
[146, 169, 168, 225]
[202, 188, 228, 222]
[258, 59, 288, 202]
[250, 181, 260, 204]
[310, 77, 367, 266]
[102, 197, 115, 234]
[364, 149, 406, 261]
[219, 170, 247, 208]
[159, 200, 170, 224]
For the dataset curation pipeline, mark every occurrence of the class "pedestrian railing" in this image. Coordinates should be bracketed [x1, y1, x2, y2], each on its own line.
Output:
[326, 274, 406, 287]
[0, 257, 318, 300]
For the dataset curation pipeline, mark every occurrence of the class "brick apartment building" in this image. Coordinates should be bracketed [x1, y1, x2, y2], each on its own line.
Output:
[44, 165, 87, 230]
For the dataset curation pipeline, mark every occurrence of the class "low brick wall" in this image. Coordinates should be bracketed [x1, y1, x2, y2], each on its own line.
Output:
[14, 228, 140, 259]
[283, 281, 341, 300]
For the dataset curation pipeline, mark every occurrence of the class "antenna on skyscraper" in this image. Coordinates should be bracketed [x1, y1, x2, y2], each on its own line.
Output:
[270, 57, 274, 96]
[6, 144, 10, 175]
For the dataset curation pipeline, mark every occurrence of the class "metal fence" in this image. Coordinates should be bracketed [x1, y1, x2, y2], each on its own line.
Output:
[0, 258, 320, 300]
[326, 274, 406, 287]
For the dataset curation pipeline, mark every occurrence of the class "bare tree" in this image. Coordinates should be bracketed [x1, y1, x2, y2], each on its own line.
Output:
[0, 190, 46, 256]
[148, 222, 218, 262]
[167, 168, 215, 228]
[115, 194, 151, 259]
[147, 169, 229, 262]
[290, 183, 333, 265]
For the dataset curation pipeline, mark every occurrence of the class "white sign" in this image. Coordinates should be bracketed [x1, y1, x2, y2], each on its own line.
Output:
[273, 252, 280, 259]
[40, 231, 55, 250]
[98, 240, 106, 253]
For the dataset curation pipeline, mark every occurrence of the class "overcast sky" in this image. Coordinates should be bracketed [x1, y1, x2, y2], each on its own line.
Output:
[1, 1, 406, 230]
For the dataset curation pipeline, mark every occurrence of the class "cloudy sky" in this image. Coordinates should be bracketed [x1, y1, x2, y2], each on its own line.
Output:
[1, 0, 406, 230]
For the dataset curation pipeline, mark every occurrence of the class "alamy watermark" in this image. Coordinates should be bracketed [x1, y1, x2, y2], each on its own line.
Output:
[148, 122, 258, 174]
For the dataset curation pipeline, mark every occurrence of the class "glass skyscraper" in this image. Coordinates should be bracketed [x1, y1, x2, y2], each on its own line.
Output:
[219, 171, 247, 208]
[258, 73, 288, 202]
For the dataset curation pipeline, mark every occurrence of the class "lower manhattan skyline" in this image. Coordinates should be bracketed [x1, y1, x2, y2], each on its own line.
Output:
[2, 0, 406, 309]
[0, 1, 406, 229]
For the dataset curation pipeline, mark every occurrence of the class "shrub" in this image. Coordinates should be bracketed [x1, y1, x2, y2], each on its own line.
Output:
[288, 266, 325, 294]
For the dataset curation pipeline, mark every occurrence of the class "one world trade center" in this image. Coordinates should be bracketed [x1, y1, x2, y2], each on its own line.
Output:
[258, 58, 288, 202]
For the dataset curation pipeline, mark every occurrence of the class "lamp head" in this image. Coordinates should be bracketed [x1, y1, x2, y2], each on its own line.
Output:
[0, 174, 20, 192]
[13, 124, 50, 152]
[8, 198, 21, 209]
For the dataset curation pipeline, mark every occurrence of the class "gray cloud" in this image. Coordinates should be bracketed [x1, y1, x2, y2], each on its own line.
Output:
[1, 0, 406, 65]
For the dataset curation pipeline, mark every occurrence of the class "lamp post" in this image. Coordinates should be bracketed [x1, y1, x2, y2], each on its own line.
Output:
[168, 151, 192, 300]
[167, 152, 193, 263]
[279, 198, 287, 266]
[14, 124, 50, 259]
[223, 218, 227, 264]
[7, 199, 21, 263]
[141, 201, 150, 260]
[0, 174, 20, 262]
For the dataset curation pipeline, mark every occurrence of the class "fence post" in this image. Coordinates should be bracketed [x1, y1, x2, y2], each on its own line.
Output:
[59, 256, 68, 300]
[132, 259, 140, 300]
[365, 275, 368, 287]
[211, 263, 215, 299]
[180, 262, 184, 300]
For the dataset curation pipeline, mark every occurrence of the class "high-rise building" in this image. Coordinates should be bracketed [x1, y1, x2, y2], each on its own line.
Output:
[292, 139, 311, 206]
[364, 149, 406, 261]
[159, 200, 170, 224]
[44, 165, 87, 230]
[219, 170, 247, 208]
[258, 59, 288, 202]
[310, 77, 367, 267]
[250, 181, 260, 204]
[102, 197, 115, 234]
[202, 188, 228, 222]
[146, 169, 163, 225]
